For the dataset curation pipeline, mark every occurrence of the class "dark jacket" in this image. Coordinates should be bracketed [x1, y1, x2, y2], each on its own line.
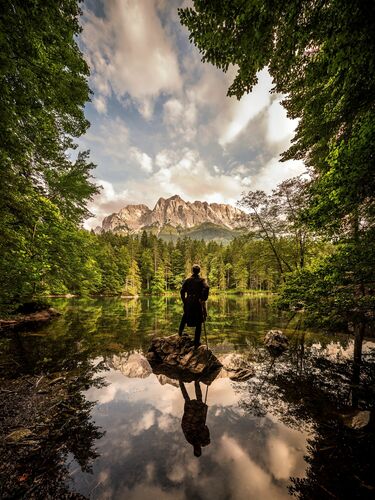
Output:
[181, 400, 210, 448]
[180, 275, 209, 327]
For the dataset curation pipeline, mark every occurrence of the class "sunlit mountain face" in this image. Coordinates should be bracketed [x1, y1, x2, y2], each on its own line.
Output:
[94, 195, 248, 242]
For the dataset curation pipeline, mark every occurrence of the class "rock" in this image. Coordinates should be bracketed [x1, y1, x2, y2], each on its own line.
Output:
[342, 410, 371, 430]
[218, 353, 255, 381]
[156, 375, 180, 388]
[264, 330, 289, 356]
[0, 308, 61, 331]
[146, 334, 222, 384]
[108, 352, 152, 378]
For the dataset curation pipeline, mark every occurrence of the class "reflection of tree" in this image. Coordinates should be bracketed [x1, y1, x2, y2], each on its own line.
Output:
[237, 332, 375, 497]
[0, 326, 106, 497]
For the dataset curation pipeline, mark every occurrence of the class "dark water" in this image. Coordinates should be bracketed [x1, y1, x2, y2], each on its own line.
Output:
[1, 297, 375, 499]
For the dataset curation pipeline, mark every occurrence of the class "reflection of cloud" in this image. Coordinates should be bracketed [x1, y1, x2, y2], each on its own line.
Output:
[121, 484, 186, 500]
[132, 409, 155, 435]
[266, 423, 308, 480]
[81, 361, 311, 499]
[215, 434, 289, 500]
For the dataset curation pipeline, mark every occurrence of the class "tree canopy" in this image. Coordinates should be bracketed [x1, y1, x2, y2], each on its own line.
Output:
[179, 0, 375, 330]
[179, 0, 375, 232]
[0, 0, 98, 311]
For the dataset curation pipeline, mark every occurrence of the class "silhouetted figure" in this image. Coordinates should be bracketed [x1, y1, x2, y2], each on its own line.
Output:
[179, 264, 209, 347]
[179, 380, 210, 457]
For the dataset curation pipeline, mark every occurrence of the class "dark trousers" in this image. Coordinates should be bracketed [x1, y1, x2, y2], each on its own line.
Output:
[179, 314, 202, 346]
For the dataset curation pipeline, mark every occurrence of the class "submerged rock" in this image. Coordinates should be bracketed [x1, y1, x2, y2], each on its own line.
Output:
[146, 334, 222, 384]
[264, 330, 289, 356]
[0, 308, 61, 331]
[218, 353, 255, 381]
[109, 352, 152, 379]
[342, 410, 371, 430]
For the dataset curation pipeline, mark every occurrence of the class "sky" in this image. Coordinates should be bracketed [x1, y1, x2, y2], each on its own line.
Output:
[79, 0, 305, 229]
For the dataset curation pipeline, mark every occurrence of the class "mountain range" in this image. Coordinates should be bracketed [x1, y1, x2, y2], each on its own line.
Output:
[95, 195, 247, 242]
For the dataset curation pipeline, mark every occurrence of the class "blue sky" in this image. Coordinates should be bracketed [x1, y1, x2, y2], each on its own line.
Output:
[79, 0, 305, 228]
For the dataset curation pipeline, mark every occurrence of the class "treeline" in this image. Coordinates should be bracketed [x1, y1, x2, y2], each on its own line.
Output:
[42, 228, 325, 297]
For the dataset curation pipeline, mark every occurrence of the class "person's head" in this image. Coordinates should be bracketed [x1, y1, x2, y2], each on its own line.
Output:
[192, 264, 200, 276]
[193, 444, 202, 457]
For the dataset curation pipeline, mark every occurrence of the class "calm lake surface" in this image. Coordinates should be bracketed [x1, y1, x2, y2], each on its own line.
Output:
[1, 296, 375, 499]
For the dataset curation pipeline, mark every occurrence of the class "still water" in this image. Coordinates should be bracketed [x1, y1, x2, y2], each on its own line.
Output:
[1, 297, 375, 499]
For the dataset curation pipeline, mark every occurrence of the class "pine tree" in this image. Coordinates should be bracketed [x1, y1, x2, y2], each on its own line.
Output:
[151, 266, 166, 295]
[123, 259, 141, 296]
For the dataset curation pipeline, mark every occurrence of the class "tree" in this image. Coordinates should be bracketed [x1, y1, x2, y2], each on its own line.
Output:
[239, 177, 310, 278]
[179, 1, 375, 329]
[123, 259, 141, 296]
[151, 265, 166, 295]
[140, 249, 154, 291]
[0, 0, 98, 311]
[170, 249, 185, 290]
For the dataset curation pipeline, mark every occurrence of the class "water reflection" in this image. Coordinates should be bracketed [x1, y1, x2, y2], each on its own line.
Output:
[0, 297, 374, 499]
[179, 381, 210, 457]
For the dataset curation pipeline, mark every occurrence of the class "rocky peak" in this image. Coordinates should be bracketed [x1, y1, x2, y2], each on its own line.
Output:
[100, 195, 246, 235]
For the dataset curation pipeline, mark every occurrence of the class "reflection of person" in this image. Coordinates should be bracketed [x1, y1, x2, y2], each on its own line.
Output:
[178, 264, 209, 347]
[179, 381, 210, 457]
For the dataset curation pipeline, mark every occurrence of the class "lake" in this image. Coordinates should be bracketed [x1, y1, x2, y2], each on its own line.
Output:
[1, 296, 374, 499]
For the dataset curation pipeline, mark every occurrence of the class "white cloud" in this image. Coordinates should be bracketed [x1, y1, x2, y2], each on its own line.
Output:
[266, 98, 299, 146]
[163, 97, 197, 141]
[250, 157, 306, 193]
[84, 148, 252, 228]
[129, 148, 246, 207]
[84, 116, 129, 162]
[84, 178, 129, 230]
[92, 95, 108, 114]
[130, 147, 153, 173]
[219, 69, 273, 146]
[81, 0, 182, 118]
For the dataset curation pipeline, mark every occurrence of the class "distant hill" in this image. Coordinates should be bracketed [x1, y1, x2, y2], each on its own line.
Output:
[95, 195, 248, 242]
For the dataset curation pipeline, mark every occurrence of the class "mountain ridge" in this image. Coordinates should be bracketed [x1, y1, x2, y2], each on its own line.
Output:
[96, 195, 247, 242]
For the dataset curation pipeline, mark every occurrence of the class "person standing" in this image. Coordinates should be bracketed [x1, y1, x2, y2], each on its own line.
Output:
[178, 264, 209, 347]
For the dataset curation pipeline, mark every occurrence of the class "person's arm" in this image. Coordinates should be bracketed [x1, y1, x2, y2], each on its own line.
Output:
[180, 279, 187, 303]
[201, 279, 209, 301]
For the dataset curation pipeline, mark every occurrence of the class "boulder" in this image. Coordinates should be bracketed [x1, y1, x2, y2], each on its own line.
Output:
[264, 330, 289, 356]
[109, 352, 152, 378]
[342, 410, 371, 430]
[218, 353, 255, 381]
[146, 334, 222, 384]
[0, 308, 61, 332]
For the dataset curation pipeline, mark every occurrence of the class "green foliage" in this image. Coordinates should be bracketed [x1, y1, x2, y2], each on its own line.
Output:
[0, 0, 99, 312]
[151, 266, 166, 295]
[277, 233, 375, 330]
[123, 259, 142, 296]
[179, 1, 375, 328]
